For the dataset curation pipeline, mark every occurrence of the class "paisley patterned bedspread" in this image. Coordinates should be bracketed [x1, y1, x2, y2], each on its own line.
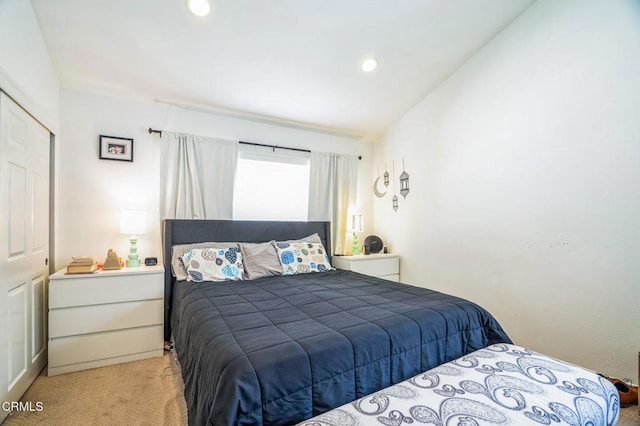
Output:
[298, 343, 620, 426]
[171, 270, 511, 425]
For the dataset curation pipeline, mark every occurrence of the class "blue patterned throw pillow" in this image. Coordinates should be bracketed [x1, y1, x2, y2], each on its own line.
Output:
[273, 242, 332, 275]
[181, 247, 244, 282]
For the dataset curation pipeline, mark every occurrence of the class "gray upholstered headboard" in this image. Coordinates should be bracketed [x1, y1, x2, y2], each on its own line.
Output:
[161, 219, 331, 340]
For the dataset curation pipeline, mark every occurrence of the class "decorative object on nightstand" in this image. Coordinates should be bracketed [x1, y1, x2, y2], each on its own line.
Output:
[349, 214, 364, 255]
[66, 256, 98, 274]
[120, 210, 146, 267]
[363, 235, 384, 254]
[103, 249, 121, 270]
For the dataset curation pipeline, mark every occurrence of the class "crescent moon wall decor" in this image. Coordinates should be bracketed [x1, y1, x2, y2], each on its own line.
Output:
[373, 176, 387, 198]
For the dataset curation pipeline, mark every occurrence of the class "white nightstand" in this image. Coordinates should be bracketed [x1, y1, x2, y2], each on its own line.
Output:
[48, 265, 164, 376]
[332, 254, 400, 282]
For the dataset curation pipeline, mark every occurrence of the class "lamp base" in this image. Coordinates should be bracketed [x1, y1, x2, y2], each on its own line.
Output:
[352, 232, 360, 256]
[126, 237, 141, 267]
[126, 257, 141, 267]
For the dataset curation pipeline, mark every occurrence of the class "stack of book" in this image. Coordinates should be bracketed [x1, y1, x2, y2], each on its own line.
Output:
[67, 256, 98, 274]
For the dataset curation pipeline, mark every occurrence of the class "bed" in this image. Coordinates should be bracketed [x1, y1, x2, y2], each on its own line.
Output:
[299, 343, 620, 426]
[162, 219, 512, 425]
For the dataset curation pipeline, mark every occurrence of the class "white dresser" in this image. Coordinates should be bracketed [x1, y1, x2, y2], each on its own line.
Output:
[332, 254, 400, 281]
[48, 265, 164, 376]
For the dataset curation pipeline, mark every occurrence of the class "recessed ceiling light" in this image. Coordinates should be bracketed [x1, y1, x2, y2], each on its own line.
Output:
[361, 58, 378, 73]
[186, 0, 211, 17]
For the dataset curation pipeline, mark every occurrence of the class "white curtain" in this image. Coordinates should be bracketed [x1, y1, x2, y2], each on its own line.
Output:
[160, 131, 238, 219]
[308, 151, 358, 255]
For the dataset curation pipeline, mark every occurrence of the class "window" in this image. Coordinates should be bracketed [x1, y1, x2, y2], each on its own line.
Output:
[233, 147, 310, 220]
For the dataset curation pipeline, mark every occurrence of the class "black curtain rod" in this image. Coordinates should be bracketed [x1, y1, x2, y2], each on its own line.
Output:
[240, 141, 362, 159]
[148, 128, 361, 159]
[239, 140, 310, 154]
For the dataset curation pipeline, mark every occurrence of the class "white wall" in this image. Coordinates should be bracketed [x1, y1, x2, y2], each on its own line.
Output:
[55, 91, 165, 269]
[55, 90, 372, 269]
[0, 0, 59, 132]
[0, 0, 60, 274]
[373, 0, 640, 381]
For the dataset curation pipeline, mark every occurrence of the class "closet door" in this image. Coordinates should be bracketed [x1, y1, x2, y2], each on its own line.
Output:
[0, 92, 50, 421]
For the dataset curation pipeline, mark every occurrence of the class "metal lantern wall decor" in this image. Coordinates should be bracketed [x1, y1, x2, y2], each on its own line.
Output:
[392, 160, 399, 211]
[383, 164, 390, 187]
[400, 157, 410, 198]
[376, 158, 410, 211]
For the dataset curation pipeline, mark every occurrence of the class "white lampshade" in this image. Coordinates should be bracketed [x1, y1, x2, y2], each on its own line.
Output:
[349, 214, 364, 233]
[120, 210, 146, 236]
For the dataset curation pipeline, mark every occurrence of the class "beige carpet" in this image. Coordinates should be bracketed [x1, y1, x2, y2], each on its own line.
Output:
[619, 406, 640, 425]
[3, 350, 187, 426]
[3, 350, 639, 425]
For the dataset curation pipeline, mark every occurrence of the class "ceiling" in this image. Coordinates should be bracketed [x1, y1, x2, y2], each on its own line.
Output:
[30, 0, 535, 140]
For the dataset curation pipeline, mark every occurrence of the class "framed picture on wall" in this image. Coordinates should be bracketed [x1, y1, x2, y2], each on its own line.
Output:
[99, 135, 134, 162]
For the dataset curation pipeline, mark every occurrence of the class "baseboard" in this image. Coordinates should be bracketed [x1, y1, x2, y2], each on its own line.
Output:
[47, 349, 164, 376]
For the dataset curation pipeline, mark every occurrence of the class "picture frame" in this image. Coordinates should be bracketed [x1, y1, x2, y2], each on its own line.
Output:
[99, 135, 133, 162]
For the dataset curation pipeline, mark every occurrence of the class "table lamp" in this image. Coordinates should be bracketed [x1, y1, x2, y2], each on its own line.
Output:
[349, 214, 364, 255]
[120, 210, 146, 267]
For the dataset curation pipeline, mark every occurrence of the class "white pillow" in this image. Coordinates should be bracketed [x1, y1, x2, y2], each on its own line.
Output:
[273, 241, 332, 275]
[182, 247, 244, 282]
[282, 233, 322, 245]
[171, 242, 238, 280]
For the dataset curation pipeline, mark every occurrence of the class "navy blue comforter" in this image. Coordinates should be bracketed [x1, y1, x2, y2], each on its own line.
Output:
[171, 270, 511, 426]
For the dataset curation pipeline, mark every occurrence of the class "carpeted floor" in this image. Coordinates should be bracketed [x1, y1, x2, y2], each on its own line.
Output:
[3, 350, 187, 425]
[619, 406, 640, 425]
[3, 350, 639, 425]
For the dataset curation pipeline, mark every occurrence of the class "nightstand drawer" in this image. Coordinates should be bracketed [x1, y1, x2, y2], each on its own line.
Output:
[348, 257, 399, 276]
[332, 254, 400, 281]
[48, 325, 163, 368]
[50, 272, 163, 308]
[379, 273, 400, 282]
[49, 299, 163, 338]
